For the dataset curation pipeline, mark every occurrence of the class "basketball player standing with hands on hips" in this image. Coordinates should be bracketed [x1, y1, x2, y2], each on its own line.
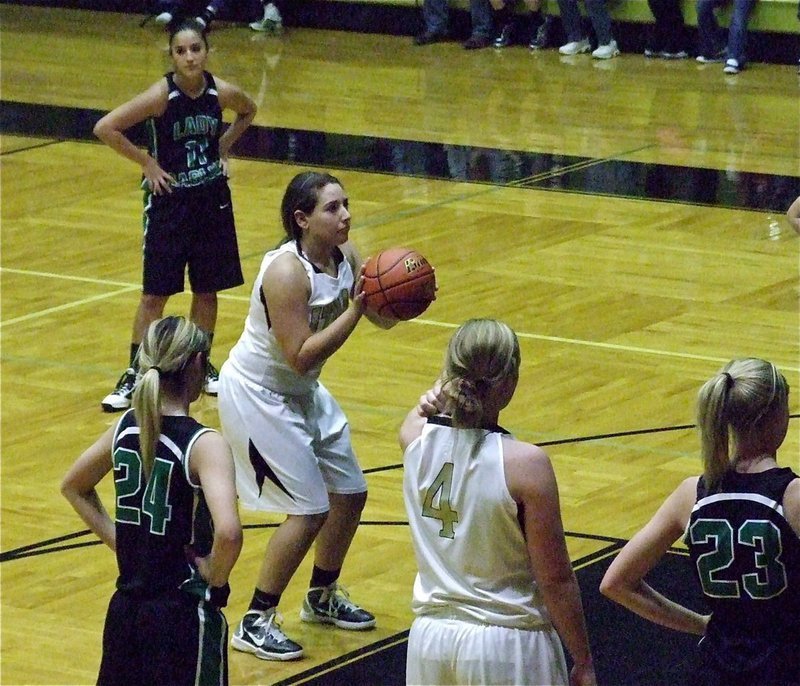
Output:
[94, 17, 256, 413]
[217, 171, 396, 660]
[61, 316, 243, 686]
[400, 318, 597, 686]
[601, 358, 800, 685]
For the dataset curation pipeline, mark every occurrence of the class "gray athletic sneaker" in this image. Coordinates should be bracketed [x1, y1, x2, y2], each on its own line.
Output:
[231, 609, 303, 661]
[300, 583, 376, 630]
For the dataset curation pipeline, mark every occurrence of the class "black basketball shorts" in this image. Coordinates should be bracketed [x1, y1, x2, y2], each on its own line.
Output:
[142, 177, 244, 296]
[97, 589, 229, 686]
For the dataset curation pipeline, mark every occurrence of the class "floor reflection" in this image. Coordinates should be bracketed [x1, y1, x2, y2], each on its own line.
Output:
[3, 100, 797, 213]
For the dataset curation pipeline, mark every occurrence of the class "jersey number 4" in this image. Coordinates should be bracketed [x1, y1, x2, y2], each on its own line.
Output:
[114, 448, 174, 536]
[689, 518, 788, 600]
[422, 462, 459, 539]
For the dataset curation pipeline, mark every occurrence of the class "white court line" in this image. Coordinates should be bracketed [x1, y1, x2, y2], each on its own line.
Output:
[0, 268, 250, 328]
[413, 319, 800, 372]
[3, 268, 798, 372]
[1, 286, 142, 327]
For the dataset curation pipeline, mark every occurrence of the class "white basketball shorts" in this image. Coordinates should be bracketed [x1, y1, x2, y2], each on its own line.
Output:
[406, 615, 568, 686]
[217, 362, 367, 515]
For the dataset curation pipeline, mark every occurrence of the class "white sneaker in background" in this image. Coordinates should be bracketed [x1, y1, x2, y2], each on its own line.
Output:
[154, 11, 172, 24]
[592, 40, 619, 60]
[249, 3, 283, 33]
[558, 39, 591, 56]
[723, 58, 741, 74]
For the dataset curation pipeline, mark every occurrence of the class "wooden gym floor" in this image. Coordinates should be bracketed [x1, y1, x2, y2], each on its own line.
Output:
[1, 6, 799, 685]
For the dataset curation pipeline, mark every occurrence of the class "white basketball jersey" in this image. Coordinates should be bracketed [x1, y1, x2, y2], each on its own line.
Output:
[403, 416, 551, 629]
[225, 241, 353, 395]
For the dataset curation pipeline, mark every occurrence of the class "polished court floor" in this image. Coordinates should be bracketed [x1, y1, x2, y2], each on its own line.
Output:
[1, 6, 799, 685]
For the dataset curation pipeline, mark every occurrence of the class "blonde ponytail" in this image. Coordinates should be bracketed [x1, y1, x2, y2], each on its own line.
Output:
[132, 316, 209, 478]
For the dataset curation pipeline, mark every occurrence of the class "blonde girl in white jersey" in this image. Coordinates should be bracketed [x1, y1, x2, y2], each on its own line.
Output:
[218, 171, 395, 661]
[400, 319, 596, 686]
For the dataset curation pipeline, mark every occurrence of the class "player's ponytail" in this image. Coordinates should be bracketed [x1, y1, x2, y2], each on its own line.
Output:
[133, 316, 210, 478]
[697, 358, 788, 490]
[442, 319, 520, 429]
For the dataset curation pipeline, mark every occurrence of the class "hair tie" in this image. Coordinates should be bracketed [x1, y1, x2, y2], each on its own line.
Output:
[149, 365, 162, 376]
[722, 372, 734, 389]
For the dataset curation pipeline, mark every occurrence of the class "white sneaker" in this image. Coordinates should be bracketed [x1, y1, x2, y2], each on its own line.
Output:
[101, 368, 137, 412]
[204, 361, 219, 396]
[250, 3, 283, 32]
[154, 11, 172, 24]
[559, 39, 591, 56]
[723, 58, 740, 74]
[696, 51, 725, 64]
[592, 40, 619, 59]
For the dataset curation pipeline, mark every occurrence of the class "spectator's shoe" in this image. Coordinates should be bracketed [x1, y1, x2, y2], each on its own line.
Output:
[528, 15, 554, 50]
[559, 39, 591, 55]
[644, 47, 660, 58]
[231, 610, 304, 661]
[696, 49, 725, 63]
[154, 11, 172, 24]
[463, 34, 492, 49]
[300, 583, 376, 630]
[493, 22, 514, 48]
[101, 368, 137, 413]
[414, 30, 447, 45]
[250, 3, 283, 33]
[592, 40, 619, 59]
[661, 50, 689, 59]
[723, 58, 741, 74]
[204, 361, 220, 396]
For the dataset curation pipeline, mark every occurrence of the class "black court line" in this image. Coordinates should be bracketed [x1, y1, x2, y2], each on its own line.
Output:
[271, 548, 704, 686]
[363, 414, 800, 476]
[3, 414, 797, 563]
[2, 99, 798, 213]
[0, 138, 63, 156]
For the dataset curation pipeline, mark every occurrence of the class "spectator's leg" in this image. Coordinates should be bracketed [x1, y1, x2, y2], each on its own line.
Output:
[422, 0, 450, 35]
[646, 0, 667, 52]
[469, 0, 494, 38]
[555, 0, 584, 41]
[695, 0, 725, 57]
[584, 0, 613, 44]
[725, 0, 756, 64]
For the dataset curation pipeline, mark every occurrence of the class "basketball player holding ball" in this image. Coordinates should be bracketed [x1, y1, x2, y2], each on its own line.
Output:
[217, 171, 398, 660]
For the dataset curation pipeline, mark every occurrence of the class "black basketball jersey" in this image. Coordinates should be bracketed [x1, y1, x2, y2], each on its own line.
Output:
[111, 410, 229, 606]
[146, 71, 223, 189]
[685, 467, 800, 672]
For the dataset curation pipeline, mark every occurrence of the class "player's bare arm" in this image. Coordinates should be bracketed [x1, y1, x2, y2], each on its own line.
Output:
[93, 80, 174, 194]
[216, 78, 257, 161]
[600, 477, 709, 635]
[263, 253, 362, 375]
[60, 423, 117, 551]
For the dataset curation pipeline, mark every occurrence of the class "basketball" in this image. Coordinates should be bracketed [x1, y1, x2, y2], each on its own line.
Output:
[362, 247, 436, 321]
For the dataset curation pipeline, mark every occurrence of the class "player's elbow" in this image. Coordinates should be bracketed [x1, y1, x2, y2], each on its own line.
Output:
[59, 477, 73, 502]
[92, 119, 107, 141]
[217, 521, 243, 553]
[599, 572, 625, 601]
[60, 474, 80, 504]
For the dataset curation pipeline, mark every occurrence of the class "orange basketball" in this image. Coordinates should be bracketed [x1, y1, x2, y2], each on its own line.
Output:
[362, 247, 436, 321]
